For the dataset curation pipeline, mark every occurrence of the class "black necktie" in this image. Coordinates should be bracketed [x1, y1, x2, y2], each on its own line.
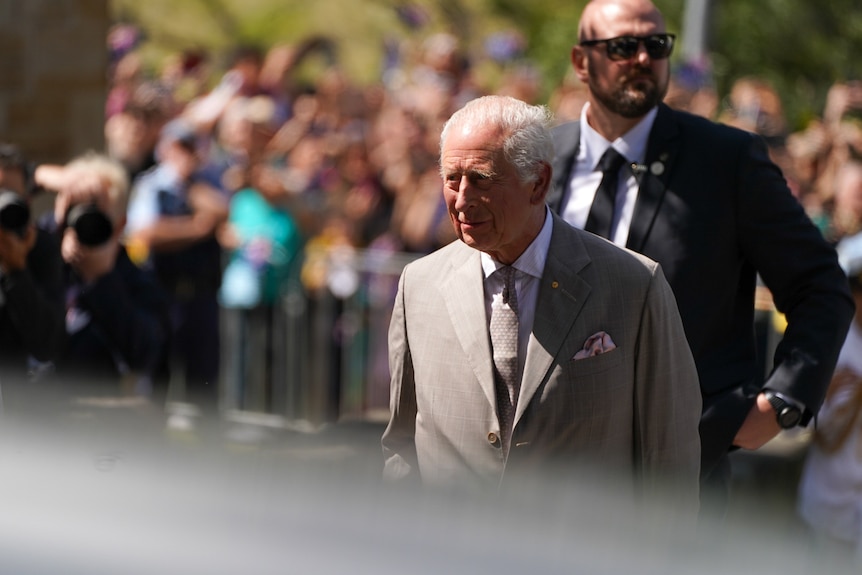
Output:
[584, 148, 627, 239]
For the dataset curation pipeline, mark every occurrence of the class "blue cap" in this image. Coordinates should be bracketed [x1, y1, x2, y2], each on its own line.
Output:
[159, 118, 197, 149]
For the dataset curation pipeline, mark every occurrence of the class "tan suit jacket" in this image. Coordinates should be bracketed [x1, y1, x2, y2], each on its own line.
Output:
[382, 213, 701, 504]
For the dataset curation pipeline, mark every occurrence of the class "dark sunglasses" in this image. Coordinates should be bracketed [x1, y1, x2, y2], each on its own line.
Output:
[579, 33, 676, 61]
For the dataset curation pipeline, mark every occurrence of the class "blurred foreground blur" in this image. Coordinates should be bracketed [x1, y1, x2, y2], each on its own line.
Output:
[0, 243, 855, 574]
[0, 389, 857, 574]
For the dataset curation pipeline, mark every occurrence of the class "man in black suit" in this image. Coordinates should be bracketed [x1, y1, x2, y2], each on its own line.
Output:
[548, 0, 854, 505]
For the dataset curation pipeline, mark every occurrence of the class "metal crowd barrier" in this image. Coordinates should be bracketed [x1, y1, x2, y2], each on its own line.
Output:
[219, 246, 420, 430]
[218, 250, 790, 439]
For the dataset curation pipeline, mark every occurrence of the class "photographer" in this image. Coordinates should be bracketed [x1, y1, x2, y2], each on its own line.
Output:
[0, 144, 64, 392]
[47, 152, 170, 400]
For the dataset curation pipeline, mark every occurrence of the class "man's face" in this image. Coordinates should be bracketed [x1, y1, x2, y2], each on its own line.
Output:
[105, 112, 149, 166]
[586, 50, 668, 118]
[574, 6, 670, 118]
[441, 122, 541, 264]
[164, 139, 199, 181]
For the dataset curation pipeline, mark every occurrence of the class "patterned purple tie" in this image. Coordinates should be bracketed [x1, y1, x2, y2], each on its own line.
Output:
[490, 266, 520, 455]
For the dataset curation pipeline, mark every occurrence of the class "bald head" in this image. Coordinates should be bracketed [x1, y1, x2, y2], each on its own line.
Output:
[572, 0, 670, 135]
[579, 0, 665, 42]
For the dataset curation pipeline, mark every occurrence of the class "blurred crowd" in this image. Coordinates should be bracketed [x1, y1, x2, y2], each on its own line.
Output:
[667, 65, 862, 245]
[2, 21, 862, 433]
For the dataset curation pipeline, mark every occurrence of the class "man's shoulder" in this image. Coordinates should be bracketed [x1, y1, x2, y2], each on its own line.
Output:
[581, 229, 659, 273]
[551, 120, 578, 143]
[131, 163, 173, 195]
[132, 162, 161, 184]
[660, 104, 755, 145]
[551, 218, 659, 278]
[404, 240, 469, 275]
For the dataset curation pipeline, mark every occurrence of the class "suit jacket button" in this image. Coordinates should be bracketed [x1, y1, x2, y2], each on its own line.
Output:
[487, 432, 499, 445]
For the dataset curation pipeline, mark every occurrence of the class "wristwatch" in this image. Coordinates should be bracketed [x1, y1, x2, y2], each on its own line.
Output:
[764, 390, 803, 429]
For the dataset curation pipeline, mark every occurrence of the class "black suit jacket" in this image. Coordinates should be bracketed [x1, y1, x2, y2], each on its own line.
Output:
[0, 226, 65, 367]
[549, 103, 855, 476]
[60, 245, 171, 393]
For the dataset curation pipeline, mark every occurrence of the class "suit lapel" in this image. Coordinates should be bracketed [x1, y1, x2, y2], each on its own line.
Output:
[516, 216, 592, 424]
[440, 246, 498, 409]
[626, 104, 680, 253]
[548, 122, 581, 212]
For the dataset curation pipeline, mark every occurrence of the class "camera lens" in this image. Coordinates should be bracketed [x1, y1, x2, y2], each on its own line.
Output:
[0, 189, 30, 236]
[66, 204, 113, 246]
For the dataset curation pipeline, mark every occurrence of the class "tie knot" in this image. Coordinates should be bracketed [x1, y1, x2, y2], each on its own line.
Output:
[499, 266, 517, 309]
[598, 147, 627, 174]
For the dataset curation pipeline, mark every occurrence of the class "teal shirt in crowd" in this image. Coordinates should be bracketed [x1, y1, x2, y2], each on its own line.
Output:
[219, 188, 302, 308]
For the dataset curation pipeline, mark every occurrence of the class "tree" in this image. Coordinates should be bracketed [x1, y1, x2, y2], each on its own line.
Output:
[111, 0, 862, 129]
[711, 0, 862, 129]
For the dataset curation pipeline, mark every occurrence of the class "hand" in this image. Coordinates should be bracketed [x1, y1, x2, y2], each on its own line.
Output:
[215, 222, 241, 250]
[733, 392, 781, 450]
[0, 224, 37, 273]
[53, 166, 111, 226]
[61, 227, 118, 284]
[255, 165, 289, 202]
[824, 81, 862, 126]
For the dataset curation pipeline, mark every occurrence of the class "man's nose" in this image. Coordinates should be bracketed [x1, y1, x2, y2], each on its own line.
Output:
[635, 42, 652, 64]
[453, 177, 476, 210]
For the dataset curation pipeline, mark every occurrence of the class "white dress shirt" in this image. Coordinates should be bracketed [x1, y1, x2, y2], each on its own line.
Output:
[560, 103, 658, 246]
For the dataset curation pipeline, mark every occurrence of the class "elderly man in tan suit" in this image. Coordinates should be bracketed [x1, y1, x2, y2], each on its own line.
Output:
[382, 95, 700, 509]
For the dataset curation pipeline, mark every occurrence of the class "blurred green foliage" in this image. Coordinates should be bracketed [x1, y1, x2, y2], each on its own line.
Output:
[112, 0, 862, 131]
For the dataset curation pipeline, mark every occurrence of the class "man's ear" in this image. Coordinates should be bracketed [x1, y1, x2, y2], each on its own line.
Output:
[530, 162, 552, 205]
[571, 45, 590, 83]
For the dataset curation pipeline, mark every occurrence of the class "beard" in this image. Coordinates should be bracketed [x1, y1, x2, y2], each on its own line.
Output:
[589, 64, 667, 118]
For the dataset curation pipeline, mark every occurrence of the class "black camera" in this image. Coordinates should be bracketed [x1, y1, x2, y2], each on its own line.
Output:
[0, 189, 31, 237]
[65, 203, 113, 247]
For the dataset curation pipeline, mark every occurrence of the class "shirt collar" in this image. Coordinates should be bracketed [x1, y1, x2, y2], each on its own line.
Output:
[482, 207, 553, 280]
[579, 102, 659, 168]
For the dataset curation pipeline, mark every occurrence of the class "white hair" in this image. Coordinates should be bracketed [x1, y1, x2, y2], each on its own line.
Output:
[439, 95, 555, 184]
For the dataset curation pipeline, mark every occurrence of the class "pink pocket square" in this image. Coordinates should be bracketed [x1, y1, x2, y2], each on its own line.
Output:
[573, 331, 617, 360]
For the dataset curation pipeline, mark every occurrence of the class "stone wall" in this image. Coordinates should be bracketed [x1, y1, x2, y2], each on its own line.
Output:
[0, 0, 108, 165]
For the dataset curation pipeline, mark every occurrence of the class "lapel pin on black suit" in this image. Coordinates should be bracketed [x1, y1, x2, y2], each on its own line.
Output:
[653, 152, 670, 176]
[630, 160, 666, 180]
